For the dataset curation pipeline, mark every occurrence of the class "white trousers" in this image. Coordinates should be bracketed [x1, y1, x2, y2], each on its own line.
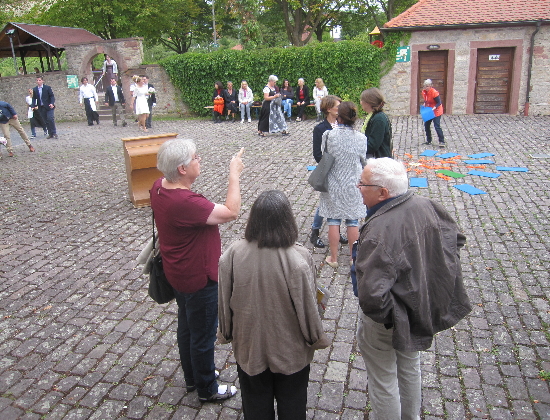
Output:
[356, 311, 421, 420]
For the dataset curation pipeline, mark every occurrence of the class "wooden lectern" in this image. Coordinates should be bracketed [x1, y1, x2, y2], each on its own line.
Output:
[121, 133, 178, 208]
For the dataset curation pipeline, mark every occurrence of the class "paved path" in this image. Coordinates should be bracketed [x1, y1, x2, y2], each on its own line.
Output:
[1, 115, 549, 419]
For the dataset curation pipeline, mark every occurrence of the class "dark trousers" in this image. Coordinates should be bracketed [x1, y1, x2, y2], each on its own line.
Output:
[84, 98, 99, 125]
[146, 103, 153, 128]
[38, 106, 57, 136]
[174, 280, 219, 399]
[30, 111, 47, 136]
[424, 115, 444, 143]
[296, 103, 306, 119]
[237, 364, 310, 420]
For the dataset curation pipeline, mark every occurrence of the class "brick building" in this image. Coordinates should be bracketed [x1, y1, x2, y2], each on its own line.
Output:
[379, 0, 550, 116]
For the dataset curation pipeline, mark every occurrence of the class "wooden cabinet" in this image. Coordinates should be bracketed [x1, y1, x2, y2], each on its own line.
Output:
[121, 133, 178, 208]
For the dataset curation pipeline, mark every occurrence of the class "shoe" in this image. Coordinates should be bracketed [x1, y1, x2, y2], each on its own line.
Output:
[96, 120, 100, 124]
[439, 142, 446, 148]
[423, 141, 432, 145]
[339, 234, 348, 245]
[281, 131, 289, 136]
[248, 118, 251, 123]
[122, 122, 127, 127]
[30, 135, 36, 139]
[199, 384, 237, 403]
[29, 145, 35, 152]
[53, 134, 58, 139]
[296, 117, 301, 122]
[241, 120, 244, 124]
[258, 132, 266, 137]
[310, 230, 325, 248]
[114, 122, 118, 126]
[47, 135, 54, 139]
[8, 152, 14, 157]
[187, 370, 219, 392]
[88, 123, 94, 126]
[325, 256, 339, 269]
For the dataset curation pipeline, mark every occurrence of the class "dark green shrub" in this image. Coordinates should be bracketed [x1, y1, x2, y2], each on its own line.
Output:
[161, 37, 401, 116]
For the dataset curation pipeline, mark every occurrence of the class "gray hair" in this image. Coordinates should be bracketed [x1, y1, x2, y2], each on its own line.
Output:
[268, 74, 278, 82]
[366, 157, 408, 197]
[423, 79, 433, 87]
[298, 78, 304, 84]
[157, 139, 197, 183]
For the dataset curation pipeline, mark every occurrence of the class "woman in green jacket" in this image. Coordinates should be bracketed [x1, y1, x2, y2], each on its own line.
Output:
[360, 88, 393, 158]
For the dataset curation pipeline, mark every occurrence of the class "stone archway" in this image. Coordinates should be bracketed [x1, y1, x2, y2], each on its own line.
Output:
[64, 38, 143, 99]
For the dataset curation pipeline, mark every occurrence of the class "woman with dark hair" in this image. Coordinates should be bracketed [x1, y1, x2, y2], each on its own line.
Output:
[218, 190, 329, 420]
[295, 78, 310, 122]
[212, 81, 225, 123]
[319, 101, 367, 268]
[223, 81, 239, 122]
[281, 79, 294, 121]
[79, 77, 100, 126]
[360, 87, 393, 158]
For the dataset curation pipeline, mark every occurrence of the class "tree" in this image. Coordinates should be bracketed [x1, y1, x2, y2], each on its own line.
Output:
[267, 0, 347, 46]
[140, 0, 213, 54]
[362, 0, 418, 30]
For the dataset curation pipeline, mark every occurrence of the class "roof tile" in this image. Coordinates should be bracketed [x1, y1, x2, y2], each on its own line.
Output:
[384, 0, 550, 28]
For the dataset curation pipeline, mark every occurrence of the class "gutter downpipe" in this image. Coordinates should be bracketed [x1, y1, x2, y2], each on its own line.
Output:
[524, 21, 541, 116]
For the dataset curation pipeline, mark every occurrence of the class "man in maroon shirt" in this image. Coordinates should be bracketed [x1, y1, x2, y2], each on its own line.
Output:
[151, 139, 244, 402]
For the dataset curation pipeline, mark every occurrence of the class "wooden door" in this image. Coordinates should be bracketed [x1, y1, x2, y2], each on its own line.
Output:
[418, 50, 447, 111]
[474, 47, 513, 114]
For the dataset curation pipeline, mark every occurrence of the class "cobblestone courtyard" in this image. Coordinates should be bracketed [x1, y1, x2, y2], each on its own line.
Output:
[1, 114, 549, 419]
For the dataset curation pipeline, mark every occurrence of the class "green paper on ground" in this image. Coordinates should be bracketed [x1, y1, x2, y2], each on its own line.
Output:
[435, 169, 467, 178]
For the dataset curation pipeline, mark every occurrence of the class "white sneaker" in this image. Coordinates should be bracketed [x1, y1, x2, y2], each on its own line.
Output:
[241, 120, 244, 124]
[248, 118, 251, 123]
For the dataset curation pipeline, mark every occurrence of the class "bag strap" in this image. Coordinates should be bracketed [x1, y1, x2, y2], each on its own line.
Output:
[151, 211, 156, 249]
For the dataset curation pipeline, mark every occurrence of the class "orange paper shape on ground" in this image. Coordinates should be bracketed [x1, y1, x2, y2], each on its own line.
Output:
[436, 173, 453, 181]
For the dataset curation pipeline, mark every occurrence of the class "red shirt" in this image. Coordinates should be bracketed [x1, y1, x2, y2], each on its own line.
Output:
[150, 178, 220, 293]
[422, 87, 443, 117]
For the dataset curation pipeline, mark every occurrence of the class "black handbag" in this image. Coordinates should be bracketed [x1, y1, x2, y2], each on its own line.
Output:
[148, 212, 175, 304]
[308, 138, 335, 192]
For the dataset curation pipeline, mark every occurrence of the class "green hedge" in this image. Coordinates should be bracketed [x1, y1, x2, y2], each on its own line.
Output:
[161, 37, 401, 116]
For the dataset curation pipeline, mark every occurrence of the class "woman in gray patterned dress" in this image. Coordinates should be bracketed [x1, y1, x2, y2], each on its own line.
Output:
[257, 75, 288, 136]
[319, 101, 367, 268]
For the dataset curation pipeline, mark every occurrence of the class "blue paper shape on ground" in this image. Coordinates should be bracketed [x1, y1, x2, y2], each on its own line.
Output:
[409, 178, 428, 188]
[463, 159, 494, 164]
[307, 166, 316, 171]
[467, 170, 501, 178]
[468, 153, 495, 159]
[496, 166, 529, 172]
[454, 184, 487, 195]
[420, 150, 438, 157]
[438, 153, 459, 159]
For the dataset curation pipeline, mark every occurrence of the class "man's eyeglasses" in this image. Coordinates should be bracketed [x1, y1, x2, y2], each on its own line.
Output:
[357, 183, 384, 189]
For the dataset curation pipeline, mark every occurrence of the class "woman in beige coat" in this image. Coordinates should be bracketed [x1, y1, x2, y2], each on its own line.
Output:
[218, 190, 329, 420]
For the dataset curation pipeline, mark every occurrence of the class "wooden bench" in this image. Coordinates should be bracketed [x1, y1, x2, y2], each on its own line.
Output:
[121, 133, 178, 208]
[203, 103, 315, 119]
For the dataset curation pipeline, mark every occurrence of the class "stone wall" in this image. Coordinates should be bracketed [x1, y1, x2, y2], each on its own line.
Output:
[380, 24, 549, 116]
[0, 67, 186, 122]
[0, 71, 82, 121]
[0, 37, 186, 123]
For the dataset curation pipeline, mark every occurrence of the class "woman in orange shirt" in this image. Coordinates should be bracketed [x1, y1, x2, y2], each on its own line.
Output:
[422, 79, 445, 147]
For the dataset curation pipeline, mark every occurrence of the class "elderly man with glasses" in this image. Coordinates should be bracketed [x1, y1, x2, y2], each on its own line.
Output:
[354, 157, 471, 420]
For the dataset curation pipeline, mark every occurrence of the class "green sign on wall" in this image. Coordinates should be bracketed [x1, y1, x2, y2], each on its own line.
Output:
[396, 46, 411, 63]
[67, 75, 79, 89]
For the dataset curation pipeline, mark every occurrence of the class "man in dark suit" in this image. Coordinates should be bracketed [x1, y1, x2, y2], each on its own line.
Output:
[141, 75, 156, 129]
[104, 78, 127, 127]
[32, 76, 58, 139]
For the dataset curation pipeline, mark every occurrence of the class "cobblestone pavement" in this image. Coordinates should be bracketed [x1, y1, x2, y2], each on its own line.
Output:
[1, 115, 549, 419]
